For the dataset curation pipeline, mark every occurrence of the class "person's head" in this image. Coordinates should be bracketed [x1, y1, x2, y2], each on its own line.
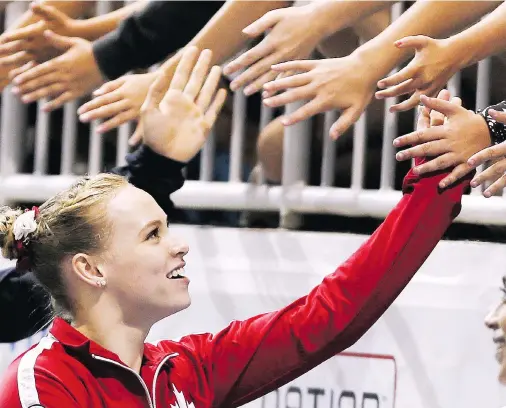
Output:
[0, 174, 190, 329]
[485, 276, 506, 384]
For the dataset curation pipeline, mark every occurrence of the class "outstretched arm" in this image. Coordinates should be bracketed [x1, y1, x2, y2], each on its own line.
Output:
[157, 99, 471, 407]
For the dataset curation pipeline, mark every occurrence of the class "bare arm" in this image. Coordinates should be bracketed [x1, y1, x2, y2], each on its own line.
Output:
[356, 0, 501, 79]
[7, 1, 93, 32]
[73, 1, 148, 41]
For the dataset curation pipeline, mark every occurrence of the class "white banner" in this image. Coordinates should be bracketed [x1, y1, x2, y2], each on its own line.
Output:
[1, 224, 505, 407]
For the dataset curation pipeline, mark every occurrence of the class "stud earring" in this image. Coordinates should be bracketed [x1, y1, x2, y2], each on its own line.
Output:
[97, 279, 106, 288]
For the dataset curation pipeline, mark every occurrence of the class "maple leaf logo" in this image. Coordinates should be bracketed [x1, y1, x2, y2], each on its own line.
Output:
[170, 385, 196, 408]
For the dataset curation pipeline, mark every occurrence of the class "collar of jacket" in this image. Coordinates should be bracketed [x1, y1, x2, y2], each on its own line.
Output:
[50, 317, 178, 368]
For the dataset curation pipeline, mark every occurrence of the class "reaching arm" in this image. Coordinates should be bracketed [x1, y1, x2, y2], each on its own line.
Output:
[66, 1, 148, 41]
[158, 156, 470, 407]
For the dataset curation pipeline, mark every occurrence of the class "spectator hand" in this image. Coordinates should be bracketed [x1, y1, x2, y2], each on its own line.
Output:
[0, 3, 82, 64]
[140, 47, 227, 163]
[468, 109, 506, 197]
[262, 54, 377, 139]
[223, 5, 322, 96]
[77, 72, 158, 134]
[375, 36, 465, 112]
[393, 91, 491, 189]
[9, 30, 104, 112]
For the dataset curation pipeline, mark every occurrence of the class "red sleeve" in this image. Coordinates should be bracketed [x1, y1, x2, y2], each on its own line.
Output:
[161, 160, 470, 408]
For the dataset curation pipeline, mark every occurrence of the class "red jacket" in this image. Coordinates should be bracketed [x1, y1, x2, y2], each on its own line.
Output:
[0, 162, 469, 408]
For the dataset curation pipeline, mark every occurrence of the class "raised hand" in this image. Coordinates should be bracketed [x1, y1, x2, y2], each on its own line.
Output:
[393, 91, 491, 189]
[140, 47, 227, 162]
[468, 109, 506, 197]
[223, 5, 322, 96]
[262, 54, 377, 139]
[9, 30, 103, 111]
[77, 73, 158, 134]
[375, 36, 466, 112]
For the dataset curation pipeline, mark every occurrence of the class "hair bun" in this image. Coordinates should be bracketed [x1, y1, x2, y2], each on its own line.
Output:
[0, 206, 24, 260]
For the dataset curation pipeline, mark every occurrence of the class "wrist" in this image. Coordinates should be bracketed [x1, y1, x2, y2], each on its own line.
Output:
[352, 39, 405, 80]
[305, 2, 342, 41]
[446, 34, 474, 70]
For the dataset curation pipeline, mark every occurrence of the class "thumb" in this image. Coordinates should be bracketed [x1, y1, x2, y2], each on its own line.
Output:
[43, 30, 76, 50]
[420, 94, 460, 118]
[128, 122, 143, 146]
[394, 35, 431, 51]
[242, 9, 283, 37]
[31, 3, 66, 24]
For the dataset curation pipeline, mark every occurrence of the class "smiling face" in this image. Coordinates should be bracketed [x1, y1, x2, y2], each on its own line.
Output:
[485, 277, 506, 384]
[96, 184, 190, 324]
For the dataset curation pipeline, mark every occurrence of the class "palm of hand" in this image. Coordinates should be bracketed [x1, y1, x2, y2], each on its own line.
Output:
[142, 90, 209, 163]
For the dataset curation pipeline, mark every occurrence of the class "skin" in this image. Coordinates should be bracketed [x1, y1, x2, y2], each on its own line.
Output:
[484, 276, 506, 385]
[48, 46, 226, 373]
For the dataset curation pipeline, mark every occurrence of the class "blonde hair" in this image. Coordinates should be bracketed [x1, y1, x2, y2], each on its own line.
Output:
[0, 173, 128, 320]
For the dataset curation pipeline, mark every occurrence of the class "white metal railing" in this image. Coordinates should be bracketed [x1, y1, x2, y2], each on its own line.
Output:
[1, 2, 505, 227]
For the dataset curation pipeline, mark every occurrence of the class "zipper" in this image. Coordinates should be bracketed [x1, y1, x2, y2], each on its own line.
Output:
[91, 354, 154, 408]
[152, 353, 179, 408]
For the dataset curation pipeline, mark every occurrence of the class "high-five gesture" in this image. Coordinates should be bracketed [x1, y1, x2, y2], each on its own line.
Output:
[140, 47, 227, 163]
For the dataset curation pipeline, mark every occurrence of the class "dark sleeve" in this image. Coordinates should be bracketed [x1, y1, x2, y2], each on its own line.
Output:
[478, 100, 506, 145]
[110, 145, 185, 218]
[0, 269, 51, 343]
[92, 1, 225, 80]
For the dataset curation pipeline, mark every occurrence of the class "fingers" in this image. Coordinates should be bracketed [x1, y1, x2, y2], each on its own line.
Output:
[79, 99, 129, 123]
[224, 39, 274, 79]
[30, 3, 65, 23]
[263, 85, 315, 108]
[395, 140, 447, 161]
[411, 153, 455, 175]
[389, 90, 426, 113]
[375, 78, 418, 99]
[470, 159, 506, 196]
[78, 92, 122, 118]
[429, 89, 450, 127]
[8, 61, 36, 81]
[96, 109, 137, 134]
[468, 143, 506, 168]
[42, 30, 76, 51]
[170, 46, 200, 91]
[393, 127, 442, 148]
[0, 40, 26, 57]
[12, 71, 60, 96]
[42, 91, 73, 112]
[439, 163, 473, 189]
[0, 21, 45, 43]
[420, 93, 461, 117]
[19, 82, 66, 104]
[232, 52, 280, 94]
[128, 122, 143, 146]
[243, 70, 278, 97]
[282, 98, 324, 127]
[416, 105, 430, 131]
[204, 88, 227, 128]
[242, 9, 283, 37]
[271, 59, 317, 73]
[0, 50, 32, 67]
[92, 78, 124, 97]
[183, 49, 212, 100]
[489, 109, 506, 124]
[394, 35, 431, 50]
[329, 107, 363, 139]
[263, 72, 311, 94]
[377, 67, 419, 91]
[196, 65, 222, 111]
[11, 58, 56, 84]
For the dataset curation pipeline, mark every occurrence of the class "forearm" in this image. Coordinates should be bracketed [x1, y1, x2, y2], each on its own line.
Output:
[7, 1, 93, 31]
[187, 0, 289, 67]
[355, 0, 500, 79]
[310, 0, 393, 40]
[73, 1, 147, 41]
[448, 2, 506, 68]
